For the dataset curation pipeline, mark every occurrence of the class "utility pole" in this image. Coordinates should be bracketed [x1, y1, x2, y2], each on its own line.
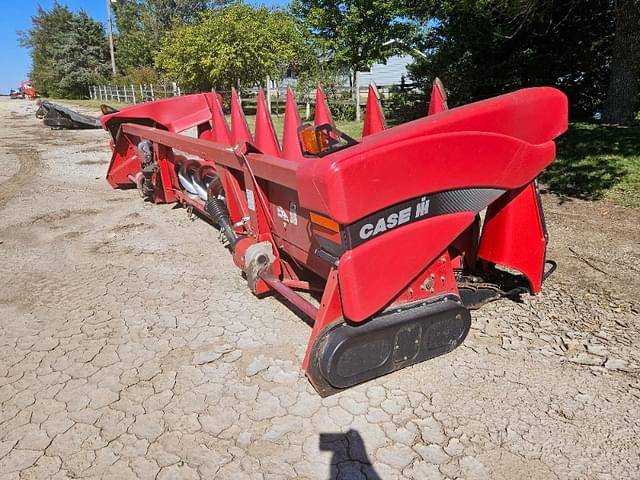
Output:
[266, 75, 272, 114]
[106, 0, 117, 76]
[355, 70, 361, 121]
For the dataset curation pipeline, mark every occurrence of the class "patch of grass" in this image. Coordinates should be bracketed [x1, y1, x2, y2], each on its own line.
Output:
[334, 120, 364, 139]
[542, 122, 640, 208]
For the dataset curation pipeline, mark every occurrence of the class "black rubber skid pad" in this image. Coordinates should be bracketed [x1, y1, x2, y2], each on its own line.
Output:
[308, 295, 471, 397]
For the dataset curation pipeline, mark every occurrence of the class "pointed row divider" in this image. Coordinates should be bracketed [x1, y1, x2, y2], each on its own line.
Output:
[230, 88, 252, 144]
[281, 87, 304, 161]
[427, 77, 448, 116]
[254, 89, 281, 157]
[362, 82, 386, 137]
[314, 85, 334, 128]
[210, 90, 232, 145]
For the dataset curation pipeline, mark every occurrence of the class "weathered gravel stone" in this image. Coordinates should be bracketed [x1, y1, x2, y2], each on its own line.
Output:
[460, 455, 489, 479]
[157, 463, 199, 480]
[387, 426, 417, 446]
[604, 357, 628, 370]
[405, 461, 444, 480]
[443, 437, 464, 457]
[250, 391, 285, 420]
[237, 431, 251, 448]
[130, 412, 164, 441]
[246, 355, 270, 376]
[380, 397, 404, 415]
[199, 412, 236, 436]
[193, 350, 222, 365]
[16, 429, 51, 451]
[415, 444, 450, 464]
[568, 352, 606, 366]
[0, 449, 42, 473]
[415, 416, 446, 444]
[366, 407, 391, 424]
[376, 444, 417, 469]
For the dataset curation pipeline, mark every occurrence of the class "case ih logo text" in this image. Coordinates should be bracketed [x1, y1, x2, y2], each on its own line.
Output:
[359, 197, 430, 240]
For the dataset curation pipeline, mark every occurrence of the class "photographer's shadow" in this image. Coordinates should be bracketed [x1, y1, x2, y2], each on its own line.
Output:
[320, 429, 382, 479]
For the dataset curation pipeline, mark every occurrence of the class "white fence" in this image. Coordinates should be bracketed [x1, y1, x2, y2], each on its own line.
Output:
[89, 83, 182, 104]
[88, 81, 422, 122]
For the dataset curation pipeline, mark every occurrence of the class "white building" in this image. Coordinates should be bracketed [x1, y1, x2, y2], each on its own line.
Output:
[358, 55, 414, 88]
[276, 54, 415, 93]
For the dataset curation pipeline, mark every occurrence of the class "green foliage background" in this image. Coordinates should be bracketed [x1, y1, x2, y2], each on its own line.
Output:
[113, 0, 215, 75]
[291, 0, 417, 85]
[19, 0, 637, 122]
[18, 3, 111, 98]
[154, 4, 313, 91]
[407, 0, 616, 118]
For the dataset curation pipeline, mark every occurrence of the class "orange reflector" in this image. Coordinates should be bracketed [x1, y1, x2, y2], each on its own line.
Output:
[317, 129, 331, 152]
[299, 125, 320, 155]
[310, 212, 340, 233]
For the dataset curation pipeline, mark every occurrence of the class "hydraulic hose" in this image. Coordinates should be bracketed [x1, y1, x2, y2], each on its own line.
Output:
[205, 198, 237, 250]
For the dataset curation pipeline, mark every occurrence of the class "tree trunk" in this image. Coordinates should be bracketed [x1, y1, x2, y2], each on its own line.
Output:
[602, 0, 640, 124]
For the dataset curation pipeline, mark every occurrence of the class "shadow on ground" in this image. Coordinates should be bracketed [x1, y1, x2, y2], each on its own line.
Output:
[541, 122, 639, 201]
[320, 430, 382, 480]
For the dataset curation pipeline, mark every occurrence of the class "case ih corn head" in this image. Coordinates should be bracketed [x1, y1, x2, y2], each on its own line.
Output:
[103, 81, 568, 395]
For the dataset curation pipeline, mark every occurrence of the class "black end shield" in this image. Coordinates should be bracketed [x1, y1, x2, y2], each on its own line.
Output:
[308, 295, 471, 396]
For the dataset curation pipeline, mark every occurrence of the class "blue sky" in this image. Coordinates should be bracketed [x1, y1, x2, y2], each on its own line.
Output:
[0, 0, 285, 94]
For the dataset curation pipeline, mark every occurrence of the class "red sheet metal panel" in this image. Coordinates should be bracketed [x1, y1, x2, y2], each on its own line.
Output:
[296, 87, 567, 224]
[338, 212, 475, 321]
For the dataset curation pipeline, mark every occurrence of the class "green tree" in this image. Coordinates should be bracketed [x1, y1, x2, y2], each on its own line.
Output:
[408, 0, 615, 118]
[112, 0, 154, 72]
[155, 4, 313, 91]
[113, 0, 226, 73]
[18, 3, 111, 98]
[601, 0, 640, 124]
[291, 0, 417, 89]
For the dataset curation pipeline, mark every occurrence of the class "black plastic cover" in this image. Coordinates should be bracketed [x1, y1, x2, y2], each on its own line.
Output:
[36, 101, 102, 129]
[308, 295, 471, 396]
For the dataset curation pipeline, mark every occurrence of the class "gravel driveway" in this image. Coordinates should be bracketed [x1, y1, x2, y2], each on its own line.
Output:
[0, 97, 638, 479]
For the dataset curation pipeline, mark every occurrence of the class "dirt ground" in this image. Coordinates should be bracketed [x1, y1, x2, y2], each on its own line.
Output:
[0, 97, 638, 480]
